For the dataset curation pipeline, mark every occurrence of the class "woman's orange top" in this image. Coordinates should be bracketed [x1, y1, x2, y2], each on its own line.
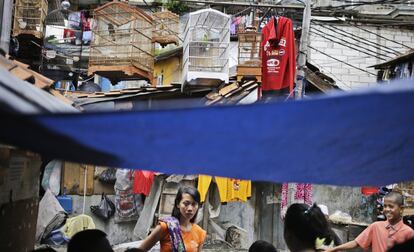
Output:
[159, 222, 206, 252]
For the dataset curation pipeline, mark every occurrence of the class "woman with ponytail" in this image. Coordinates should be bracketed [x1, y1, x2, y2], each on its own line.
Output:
[284, 203, 340, 252]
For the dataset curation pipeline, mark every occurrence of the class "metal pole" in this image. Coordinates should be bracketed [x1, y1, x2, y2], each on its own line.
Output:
[295, 0, 311, 99]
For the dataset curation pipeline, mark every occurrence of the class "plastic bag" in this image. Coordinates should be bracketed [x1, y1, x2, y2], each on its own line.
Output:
[90, 193, 115, 220]
[114, 188, 142, 223]
[98, 168, 117, 184]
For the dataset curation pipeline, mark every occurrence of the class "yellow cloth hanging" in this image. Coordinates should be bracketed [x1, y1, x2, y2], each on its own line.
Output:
[226, 178, 251, 202]
[214, 176, 229, 203]
[197, 175, 212, 202]
[198, 175, 252, 203]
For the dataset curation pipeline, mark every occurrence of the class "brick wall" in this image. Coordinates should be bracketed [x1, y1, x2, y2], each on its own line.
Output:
[309, 24, 414, 90]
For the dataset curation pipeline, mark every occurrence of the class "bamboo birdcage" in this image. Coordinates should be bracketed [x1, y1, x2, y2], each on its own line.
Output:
[88, 2, 154, 84]
[152, 10, 180, 47]
[12, 0, 48, 38]
[182, 9, 230, 86]
[237, 28, 262, 83]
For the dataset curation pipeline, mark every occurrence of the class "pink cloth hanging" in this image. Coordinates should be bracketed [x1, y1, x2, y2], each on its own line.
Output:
[280, 183, 313, 218]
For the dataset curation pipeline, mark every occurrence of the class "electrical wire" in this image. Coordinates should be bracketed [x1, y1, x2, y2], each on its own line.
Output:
[332, 17, 414, 50]
[311, 26, 393, 59]
[309, 45, 377, 76]
[314, 0, 402, 10]
[310, 28, 390, 60]
[312, 21, 401, 56]
[315, 55, 374, 66]
[309, 60, 353, 89]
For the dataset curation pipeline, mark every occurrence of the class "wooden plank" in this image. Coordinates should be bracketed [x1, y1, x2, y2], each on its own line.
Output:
[0, 197, 38, 252]
[224, 87, 243, 98]
[206, 96, 222, 106]
[219, 83, 239, 96]
[237, 66, 262, 76]
[78, 164, 94, 196]
[62, 162, 81, 194]
[48, 89, 75, 105]
[93, 179, 115, 195]
[206, 92, 220, 100]
[9, 67, 33, 82]
[158, 182, 179, 218]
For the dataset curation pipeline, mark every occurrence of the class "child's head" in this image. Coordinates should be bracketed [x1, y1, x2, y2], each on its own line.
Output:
[67, 229, 113, 252]
[248, 240, 277, 252]
[383, 191, 404, 224]
[284, 203, 334, 251]
[172, 186, 201, 223]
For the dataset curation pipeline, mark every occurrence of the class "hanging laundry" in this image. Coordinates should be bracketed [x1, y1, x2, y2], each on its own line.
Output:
[294, 183, 312, 205]
[261, 16, 296, 94]
[197, 174, 212, 202]
[68, 12, 81, 29]
[280, 183, 289, 217]
[215, 176, 229, 203]
[226, 178, 251, 202]
[280, 183, 313, 218]
[197, 175, 251, 203]
[133, 170, 155, 196]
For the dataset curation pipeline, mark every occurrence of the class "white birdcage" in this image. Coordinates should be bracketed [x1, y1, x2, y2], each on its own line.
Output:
[88, 2, 154, 84]
[182, 9, 230, 86]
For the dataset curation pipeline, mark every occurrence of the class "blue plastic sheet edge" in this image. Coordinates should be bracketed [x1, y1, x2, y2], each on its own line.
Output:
[1, 80, 414, 186]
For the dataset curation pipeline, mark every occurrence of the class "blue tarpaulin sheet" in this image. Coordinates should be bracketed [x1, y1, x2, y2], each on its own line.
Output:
[1, 81, 414, 186]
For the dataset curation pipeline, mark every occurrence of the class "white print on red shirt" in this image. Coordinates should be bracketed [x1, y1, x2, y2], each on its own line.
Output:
[279, 37, 286, 47]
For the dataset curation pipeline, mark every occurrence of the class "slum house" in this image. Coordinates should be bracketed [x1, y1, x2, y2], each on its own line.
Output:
[371, 49, 414, 82]
[50, 68, 369, 252]
[0, 49, 410, 252]
[40, 4, 357, 249]
[0, 65, 410, 252]
[0, 2, 404, 252]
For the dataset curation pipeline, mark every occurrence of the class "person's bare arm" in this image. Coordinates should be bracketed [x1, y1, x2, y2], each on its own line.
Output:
[324, 240, 359, 252]
[137, 224, 163, 251]
[197, 243, 204, 252]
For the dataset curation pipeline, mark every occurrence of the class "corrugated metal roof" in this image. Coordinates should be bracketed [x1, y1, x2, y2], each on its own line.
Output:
[371, 50, 414, 69]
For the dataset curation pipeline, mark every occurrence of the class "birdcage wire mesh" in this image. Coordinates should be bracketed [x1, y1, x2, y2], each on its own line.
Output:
[238, 30, 261, 67]
[182, 9, 230, 84]
[152, 10, 180, 46]
[13, 0, 48, 38]
[89, 2, 153, 73]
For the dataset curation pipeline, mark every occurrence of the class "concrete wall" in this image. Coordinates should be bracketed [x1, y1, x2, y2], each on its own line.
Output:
[216, 197, 256, 246]
[309, 24, 414, 90]
[71, 195, 136, 246]
[313, 185, 375, 223]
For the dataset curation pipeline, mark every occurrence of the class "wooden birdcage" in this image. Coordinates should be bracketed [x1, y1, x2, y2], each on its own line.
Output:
[152, 10, 180, 47]
[88, 2, 154, 84]
[12, 0, 48, 38]
[182, 9, 230, 86]
[237, 28, 262, 83]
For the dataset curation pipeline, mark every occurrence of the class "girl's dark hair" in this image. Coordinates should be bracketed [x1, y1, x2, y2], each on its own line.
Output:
[284, 203, 336, 251]
[171, 186, 201, 223]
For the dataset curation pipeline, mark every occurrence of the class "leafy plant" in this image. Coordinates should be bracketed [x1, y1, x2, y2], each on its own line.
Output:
[165, 0, 189, 15]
